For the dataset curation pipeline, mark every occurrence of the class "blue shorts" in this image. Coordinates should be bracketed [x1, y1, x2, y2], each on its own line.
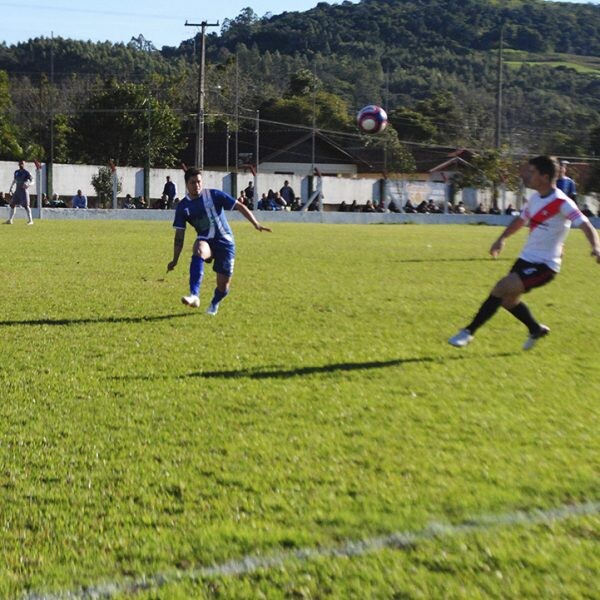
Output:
[202, 238, 235, 277]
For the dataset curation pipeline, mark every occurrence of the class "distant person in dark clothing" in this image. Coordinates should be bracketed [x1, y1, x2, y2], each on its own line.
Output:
[162, 176, 177, 208]
[279, 180, 295, 206]
[244, 181, 254, 205]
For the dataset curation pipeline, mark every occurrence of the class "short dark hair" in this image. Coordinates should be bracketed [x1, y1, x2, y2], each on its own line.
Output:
[184, 167, 202, 183]
[529, 155, 557, 181]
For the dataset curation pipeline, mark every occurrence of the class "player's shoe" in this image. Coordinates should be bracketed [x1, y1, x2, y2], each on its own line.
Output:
[523, 325, 550, 351]
[181, 294, 200, 308]
[448, 328, 474, 348]
[3, 219, 13, 225]
[206, 303, 219, 316]
[27, 220, 34, 225]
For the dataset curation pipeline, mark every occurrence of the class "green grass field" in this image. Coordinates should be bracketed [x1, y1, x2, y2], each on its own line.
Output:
[1, 220, 599, 599]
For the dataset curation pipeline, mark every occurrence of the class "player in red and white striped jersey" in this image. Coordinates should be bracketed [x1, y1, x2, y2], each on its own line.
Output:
[449, 155, 600, 351]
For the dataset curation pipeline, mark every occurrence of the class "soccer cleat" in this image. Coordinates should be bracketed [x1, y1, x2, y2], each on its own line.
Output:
[448, 328, 474, 348]
[523, 324, 550, 351]
[181, 294, 200, 308]
[3, 220, 13, 225]
[206, 303, 219, 316]
[27, 221, 34, 225]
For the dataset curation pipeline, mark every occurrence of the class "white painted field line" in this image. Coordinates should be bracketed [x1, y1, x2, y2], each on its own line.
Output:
[25, 500, 600, 600]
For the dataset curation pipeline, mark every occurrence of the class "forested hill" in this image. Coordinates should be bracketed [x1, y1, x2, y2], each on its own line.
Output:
[215, 0, 600, 58]
[1, 0, 600, 169]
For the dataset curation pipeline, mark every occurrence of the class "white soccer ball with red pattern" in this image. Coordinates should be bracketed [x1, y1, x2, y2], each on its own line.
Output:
[357, 105, 388, 134]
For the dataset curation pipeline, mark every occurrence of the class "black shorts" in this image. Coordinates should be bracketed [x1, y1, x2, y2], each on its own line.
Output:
[511, 258, 556, 292]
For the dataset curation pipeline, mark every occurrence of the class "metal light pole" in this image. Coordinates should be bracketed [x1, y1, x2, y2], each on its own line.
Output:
[185, 19, 219, 171]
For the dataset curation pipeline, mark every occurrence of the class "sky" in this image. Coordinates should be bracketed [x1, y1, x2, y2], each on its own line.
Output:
[0, 0, 598, 49]
[0, 1, 358, 48]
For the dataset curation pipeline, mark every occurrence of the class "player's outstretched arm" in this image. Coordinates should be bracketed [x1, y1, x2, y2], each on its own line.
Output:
[490, 216, 525, 258]
[167, 228, 186, 271]
[579, 220, 600, 264]
[234, 200, 272, 232]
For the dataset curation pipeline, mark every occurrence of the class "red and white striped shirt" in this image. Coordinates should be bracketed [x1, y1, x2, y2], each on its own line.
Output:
[519, 188, 586, 272]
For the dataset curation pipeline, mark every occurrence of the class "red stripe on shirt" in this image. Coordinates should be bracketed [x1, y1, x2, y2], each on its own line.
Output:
[529, 197, 564, 231]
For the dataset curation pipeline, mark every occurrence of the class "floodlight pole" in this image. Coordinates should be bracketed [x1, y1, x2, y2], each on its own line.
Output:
[185, 19, 219, 171]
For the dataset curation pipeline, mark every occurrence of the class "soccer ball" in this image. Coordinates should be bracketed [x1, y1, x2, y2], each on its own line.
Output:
[357, 105, 388, 134]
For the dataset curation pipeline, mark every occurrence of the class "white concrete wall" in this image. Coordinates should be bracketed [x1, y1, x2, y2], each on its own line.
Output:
[2, 160, 598, 214]
[2, 204, 599, 230]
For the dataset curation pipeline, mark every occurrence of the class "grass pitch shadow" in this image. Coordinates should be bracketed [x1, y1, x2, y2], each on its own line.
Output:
[185, 352, 516, 380]
[0, 313, 195, 327]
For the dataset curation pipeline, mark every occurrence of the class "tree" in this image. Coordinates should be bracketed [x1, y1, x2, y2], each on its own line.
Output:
[451, 148, 521, 209]
[388, 107, 437, 143]
[586, 125, 600, 194]
[91, 166, 122, 208]
[71, 80, 184, 166]
[0, 70, 22, 159]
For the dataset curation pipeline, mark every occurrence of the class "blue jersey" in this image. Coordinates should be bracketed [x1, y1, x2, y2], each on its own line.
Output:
[556, 176, 576, 198]
[14, 168, 32, 189]
[173, 188, 237, 242]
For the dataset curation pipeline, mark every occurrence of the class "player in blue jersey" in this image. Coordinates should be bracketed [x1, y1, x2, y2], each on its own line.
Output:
[4, 160, 34, 225]
[556, 160, 577, 205]
[167, 167, 271, 315]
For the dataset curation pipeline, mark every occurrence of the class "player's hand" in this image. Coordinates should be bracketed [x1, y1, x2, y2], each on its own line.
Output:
[256, 223, 272, 232]
[490, 238, 504, 259]
[167, 260, 177, 272]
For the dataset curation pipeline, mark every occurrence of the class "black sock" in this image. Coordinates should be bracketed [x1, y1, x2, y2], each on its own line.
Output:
[466, 294, 503, 334]
[507, 302, 540, 334]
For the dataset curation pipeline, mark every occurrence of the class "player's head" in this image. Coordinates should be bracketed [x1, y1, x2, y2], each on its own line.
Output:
[18, 160, 24, 168]
[528, 155, 558, 184]
[559, 159, 569, 176]
[184, 167, 202, 183]
[184, 167, 202, 197]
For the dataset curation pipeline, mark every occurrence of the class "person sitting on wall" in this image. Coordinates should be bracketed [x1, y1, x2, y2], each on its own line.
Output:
[72, 189, 88, 209]
[376, 199, 388, 213]
[124, 194, 136, 209]
[416, 200, 428, 213]
[363, 199, 376, 213]
[427, 199, 441, 213]
[257, 193, 275, 211]
[404, 198, 417, 213]
[455, 200, 467, 214]
[50, 193, 66, 208]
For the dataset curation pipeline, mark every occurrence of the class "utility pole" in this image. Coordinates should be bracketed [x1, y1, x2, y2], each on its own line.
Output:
[311, 60, 317, 174]
[185, 19, 219, 171]
[235, 54, 239, 174]
[494, 24, 504, 149]
[254, 109, 260, 209]
[48, 32, 55, 202]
